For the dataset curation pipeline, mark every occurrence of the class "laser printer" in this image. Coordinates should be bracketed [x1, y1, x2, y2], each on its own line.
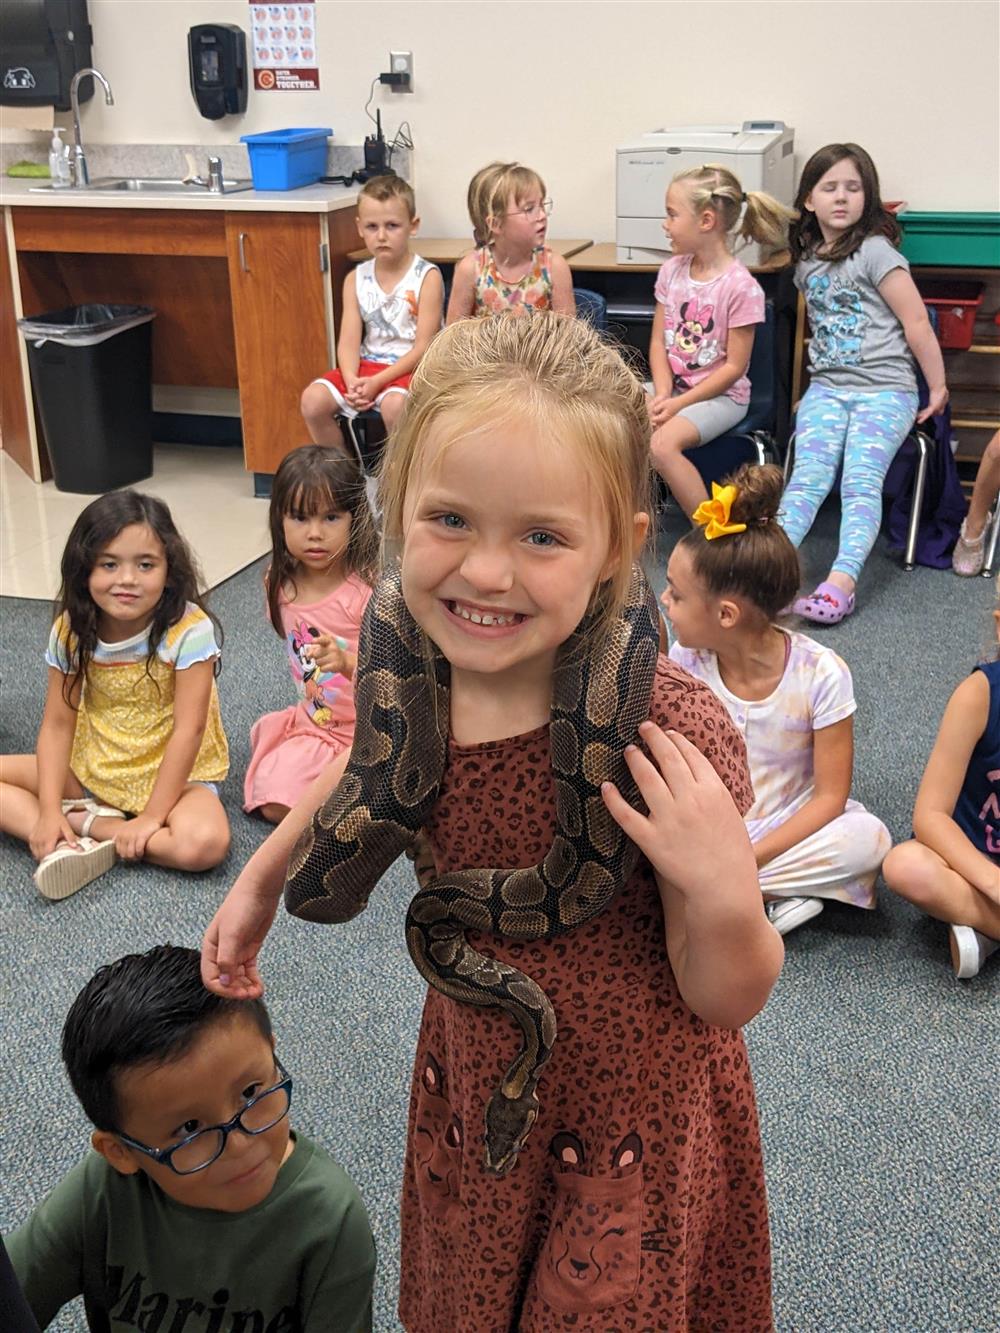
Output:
[615, 121, 795, 267]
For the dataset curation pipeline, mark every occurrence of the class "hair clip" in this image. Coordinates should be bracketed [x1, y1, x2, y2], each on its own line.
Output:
[691, 483, 747, 540]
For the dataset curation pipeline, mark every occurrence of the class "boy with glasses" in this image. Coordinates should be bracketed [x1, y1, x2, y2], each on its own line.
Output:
[5, 945, 375, 1331]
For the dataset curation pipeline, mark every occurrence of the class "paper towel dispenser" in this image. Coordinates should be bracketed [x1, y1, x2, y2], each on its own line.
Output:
[0, 0, 93, 111]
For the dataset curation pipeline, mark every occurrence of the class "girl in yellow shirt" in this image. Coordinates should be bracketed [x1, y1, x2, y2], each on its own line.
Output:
[0, 490, 229, 900]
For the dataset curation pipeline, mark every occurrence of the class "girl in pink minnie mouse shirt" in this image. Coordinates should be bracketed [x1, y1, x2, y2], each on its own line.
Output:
[244, 446, 378, 825]
[649, 162, 794, 521]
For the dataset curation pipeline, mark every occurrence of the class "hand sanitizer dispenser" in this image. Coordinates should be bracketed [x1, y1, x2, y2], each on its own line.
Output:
[48, 127, 70, 184]
[188, 24, 247, 120]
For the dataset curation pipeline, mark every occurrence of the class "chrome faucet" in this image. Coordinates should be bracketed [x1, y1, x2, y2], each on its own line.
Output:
[69, 67, 114, 187]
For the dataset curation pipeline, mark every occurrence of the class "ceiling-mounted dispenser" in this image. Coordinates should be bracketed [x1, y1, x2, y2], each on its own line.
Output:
[188, 24, 247, 120]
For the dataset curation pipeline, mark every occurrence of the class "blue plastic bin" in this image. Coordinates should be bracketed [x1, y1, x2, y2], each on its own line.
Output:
[240, 127, 332, 191]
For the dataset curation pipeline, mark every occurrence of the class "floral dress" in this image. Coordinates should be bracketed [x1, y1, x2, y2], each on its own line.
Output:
[472, 245, 553, 315]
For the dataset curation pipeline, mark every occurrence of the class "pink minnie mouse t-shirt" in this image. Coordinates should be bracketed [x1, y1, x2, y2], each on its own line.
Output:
[654, 254, 765, 405]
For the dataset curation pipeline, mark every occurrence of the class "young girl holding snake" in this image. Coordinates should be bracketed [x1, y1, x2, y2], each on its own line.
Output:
[202, 314, 784, 1330]
[665, 463, 892, 937]
[243, 446, 378, 824]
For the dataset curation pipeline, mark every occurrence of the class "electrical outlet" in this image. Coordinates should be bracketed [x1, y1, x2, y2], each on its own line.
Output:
[389, 50, 413, 92]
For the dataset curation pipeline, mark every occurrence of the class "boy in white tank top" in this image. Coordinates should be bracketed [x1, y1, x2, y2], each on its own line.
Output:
[301, 175, 444, 456]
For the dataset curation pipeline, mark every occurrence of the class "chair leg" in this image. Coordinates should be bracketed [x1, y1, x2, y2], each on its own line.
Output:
[752, 432, 773, 467]
[782, 433, 796, 487]
[982, 506, 1000, 579]
[344, 415, 366, 472]
[903, 433, 931, 572]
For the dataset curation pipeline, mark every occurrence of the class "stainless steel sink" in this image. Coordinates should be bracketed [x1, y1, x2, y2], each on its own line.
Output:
[29, 177, 254, 195]
[92, 177, 255, 194]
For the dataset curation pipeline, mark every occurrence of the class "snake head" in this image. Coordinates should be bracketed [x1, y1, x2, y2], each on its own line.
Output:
[483, 1084, 540, 1176]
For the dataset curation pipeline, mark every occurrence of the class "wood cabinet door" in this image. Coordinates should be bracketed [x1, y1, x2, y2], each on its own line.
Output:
[225, 212, 333, 474]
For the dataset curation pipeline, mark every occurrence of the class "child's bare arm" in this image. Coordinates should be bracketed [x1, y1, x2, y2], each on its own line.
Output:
[648, 303, 673, 399]
[445, 253, 477, 324]
[602, 724, 783, 1028]
[549, 253, 576, 316]
[879, 268, 948, 421]
[661, 325, 755, 416]
[648, 303, 676, 428]
[913, 673, 996, 896]
[336, 271, 364, 380]
[753, 716, 854, 868]
[31, 667, 81, 858]
[117, 659, 214, 859]
[202, 747, 353, 998]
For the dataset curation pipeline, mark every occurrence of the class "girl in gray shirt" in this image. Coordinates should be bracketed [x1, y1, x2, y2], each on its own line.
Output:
[778, 142, 948, 625]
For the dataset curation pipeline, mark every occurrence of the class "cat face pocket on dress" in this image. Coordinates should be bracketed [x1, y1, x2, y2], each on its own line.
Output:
[534, 1131, 644, 1314]
[412, 1052, 464, 1220]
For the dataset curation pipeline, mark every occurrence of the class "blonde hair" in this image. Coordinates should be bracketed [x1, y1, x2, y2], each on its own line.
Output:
[379, 313, 653, 643]
[467, 161, 546, 247]
[672, 162, 796, 260]
[358, 173, 416, 219]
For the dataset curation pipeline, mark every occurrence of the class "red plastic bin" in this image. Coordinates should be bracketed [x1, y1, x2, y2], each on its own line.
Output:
[917, 279, 984, 350]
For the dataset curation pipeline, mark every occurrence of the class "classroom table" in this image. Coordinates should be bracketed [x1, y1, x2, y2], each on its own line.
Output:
[568, 241, 792, 275]
[346, 237, 593, 264]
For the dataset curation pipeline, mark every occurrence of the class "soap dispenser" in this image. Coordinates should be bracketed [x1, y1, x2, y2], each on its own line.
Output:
[49, 128, 70, 185]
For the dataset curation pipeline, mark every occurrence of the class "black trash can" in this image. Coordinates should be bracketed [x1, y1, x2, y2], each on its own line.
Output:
[18, 304, 156, 494]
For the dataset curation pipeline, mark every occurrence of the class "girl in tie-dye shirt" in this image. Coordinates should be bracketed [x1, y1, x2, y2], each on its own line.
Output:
[664, 463, 891, 937]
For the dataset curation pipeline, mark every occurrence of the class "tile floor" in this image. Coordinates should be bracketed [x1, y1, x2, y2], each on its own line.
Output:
[0, 445, 270, 600]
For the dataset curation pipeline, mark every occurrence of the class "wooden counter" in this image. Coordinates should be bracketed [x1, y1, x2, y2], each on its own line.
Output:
[1, 182, 361, 481]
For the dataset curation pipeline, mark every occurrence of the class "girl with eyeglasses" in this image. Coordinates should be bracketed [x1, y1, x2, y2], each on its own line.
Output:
[446, 161, 576, 322]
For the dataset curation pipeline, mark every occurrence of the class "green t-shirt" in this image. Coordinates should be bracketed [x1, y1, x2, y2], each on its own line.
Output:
[6, 1133, 374, 1332]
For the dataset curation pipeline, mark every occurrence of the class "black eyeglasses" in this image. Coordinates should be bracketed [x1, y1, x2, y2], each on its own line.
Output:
[116, 1057, 293, 1177]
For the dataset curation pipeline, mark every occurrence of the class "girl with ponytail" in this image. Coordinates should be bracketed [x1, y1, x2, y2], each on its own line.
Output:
[649, 162, 795, 520]
[664, 463, 891, 935]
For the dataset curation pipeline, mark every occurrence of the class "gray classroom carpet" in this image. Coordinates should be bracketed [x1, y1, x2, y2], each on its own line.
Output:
[1, 501, 997, 1333]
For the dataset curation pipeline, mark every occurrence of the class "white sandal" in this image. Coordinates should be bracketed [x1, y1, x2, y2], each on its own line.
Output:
[34, 837, 117, 901]
[61, 797, 124, 838]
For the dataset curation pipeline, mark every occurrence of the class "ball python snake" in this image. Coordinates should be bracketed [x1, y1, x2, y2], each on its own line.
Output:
[285, 562, 659, 1174]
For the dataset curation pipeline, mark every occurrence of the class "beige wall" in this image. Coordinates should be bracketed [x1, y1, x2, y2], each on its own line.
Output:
[6, 1, 999, 235]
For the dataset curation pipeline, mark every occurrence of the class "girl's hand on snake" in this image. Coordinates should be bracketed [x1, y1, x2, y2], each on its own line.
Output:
[602, 723, 754, 897]
[201, 881, 280, 999]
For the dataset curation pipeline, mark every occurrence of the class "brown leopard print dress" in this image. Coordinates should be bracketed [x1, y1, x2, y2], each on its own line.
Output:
[398, 659, 774, 1332]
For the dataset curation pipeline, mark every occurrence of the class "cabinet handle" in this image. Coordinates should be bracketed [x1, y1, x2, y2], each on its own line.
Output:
[238, 232, 250, 273]
[319, 241, 329, 273]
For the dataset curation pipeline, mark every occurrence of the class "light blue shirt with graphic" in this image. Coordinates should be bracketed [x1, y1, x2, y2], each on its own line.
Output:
[796, 235, 917, 393]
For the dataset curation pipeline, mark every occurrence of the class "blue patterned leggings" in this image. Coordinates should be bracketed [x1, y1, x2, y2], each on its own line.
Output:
[778, 384, 919, 582]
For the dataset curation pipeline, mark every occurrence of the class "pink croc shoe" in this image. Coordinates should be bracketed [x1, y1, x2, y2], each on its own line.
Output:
[951, 517, 988, 577]
[792, 581, 856, 625]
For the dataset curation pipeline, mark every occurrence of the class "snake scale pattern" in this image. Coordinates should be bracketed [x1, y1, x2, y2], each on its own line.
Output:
[284, 563, 659, 1174]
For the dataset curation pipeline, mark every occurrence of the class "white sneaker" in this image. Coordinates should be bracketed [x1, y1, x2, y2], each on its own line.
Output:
[948, 924, 1000, 979]
[766, 896, 824, 935]
[33, 837, 116, 901]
